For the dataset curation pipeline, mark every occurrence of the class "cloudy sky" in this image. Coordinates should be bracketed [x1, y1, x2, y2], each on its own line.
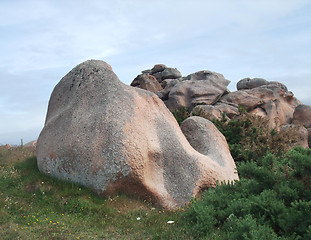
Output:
[1, 0, 311, 145]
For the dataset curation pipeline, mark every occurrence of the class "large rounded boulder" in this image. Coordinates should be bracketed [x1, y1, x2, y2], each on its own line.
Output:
[37, 60, 238, 209]
[181, 116, 237, 172]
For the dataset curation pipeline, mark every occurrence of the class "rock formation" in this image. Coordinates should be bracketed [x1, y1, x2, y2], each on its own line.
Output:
[280, 124, 309, 148]
[131, 64, 310, 147]
[130, 74, 162, 93]
[131, 65, 230, 111]
[37, 60, 238, 210]
[218, 82, 301, 128]
[293, 104, 311, 128]
[164, 71, 230, 111]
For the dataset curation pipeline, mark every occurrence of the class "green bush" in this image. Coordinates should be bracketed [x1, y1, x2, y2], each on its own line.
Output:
[184, 147, 311, 239]
[212, 113, 301, 162]
[172, 107, 190, 125]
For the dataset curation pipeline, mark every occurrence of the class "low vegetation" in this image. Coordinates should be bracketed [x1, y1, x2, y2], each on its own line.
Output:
[212, 112, 301, 162]
[0, 146, 192, 239]
[172, 106, 190, 125]
[185, 147, 311, 239]
[1, 111, 310, 239]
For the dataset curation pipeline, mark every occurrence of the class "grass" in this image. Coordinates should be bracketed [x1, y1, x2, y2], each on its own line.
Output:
[0, 146, 194, 239]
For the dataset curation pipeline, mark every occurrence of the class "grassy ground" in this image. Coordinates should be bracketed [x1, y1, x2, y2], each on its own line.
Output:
[0, 146, 194, 239]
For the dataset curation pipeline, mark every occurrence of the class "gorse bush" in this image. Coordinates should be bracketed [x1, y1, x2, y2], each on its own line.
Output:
[171, 106, 311, 238]
[172, 106, 301, 162]
[172, 107, 190, 125]
[184, 147, 311, 239]
[212, 113, 301, 162]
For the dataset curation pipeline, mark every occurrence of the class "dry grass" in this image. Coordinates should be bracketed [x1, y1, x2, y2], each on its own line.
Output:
[0, 145, 36, 168]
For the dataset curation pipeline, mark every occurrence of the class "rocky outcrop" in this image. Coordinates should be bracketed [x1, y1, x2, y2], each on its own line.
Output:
[164, 71, 230, 111]
[37, 60, 238, 210]
[191, 103, 239, 121]
[191, 105, 223, 121]
[139, 64, 182, 84]
[280, 124, 309, 148]
[131, 66, 230, 111]
[131, 64, 309, 147]
[130, 74, 162, 93]
[131, 66, 302, 129]
[156, 79, 181, 100]
[293, 104, 311, 128]
[191, 82, 301, 128]
[218, 83, 301, 128]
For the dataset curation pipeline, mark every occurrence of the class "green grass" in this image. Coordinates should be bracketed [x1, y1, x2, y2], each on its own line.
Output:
[0, 146, 193, 239]
[4, 143, 309, 239]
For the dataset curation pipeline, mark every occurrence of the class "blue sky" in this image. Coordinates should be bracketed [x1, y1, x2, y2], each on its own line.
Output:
[1, 0, 311, 145]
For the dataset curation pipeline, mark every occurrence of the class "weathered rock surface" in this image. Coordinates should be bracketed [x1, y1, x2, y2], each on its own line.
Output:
[131, 64, 182, 90]
[191, 105, 223, 121]
[293, 104, 311, 128]
[160, 68, 182, 81]
[156, 78, 181, 100]
[131, 66, 230, 112]
[219, 84, 301, 128]
[132, 64, 310, 148]
[151, 64, 167, 74]
[191, 103, 240, 121]
[165, 71, 230, 111]
[130, 74, 162, 93]
[219, 91, 263, 111]
[180, 116, 237, 174]
[237, 78, 269, 90]
[280, 124, 309, 148]
[137, 64, 182, 84]
[37, 60, 238, 210]
[213, 103, 240, 119]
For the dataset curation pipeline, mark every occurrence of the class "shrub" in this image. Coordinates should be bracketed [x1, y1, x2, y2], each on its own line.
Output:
[171, 107, 190, 125]
[212, 113, 301, 162]
[184, 147, 311, 239]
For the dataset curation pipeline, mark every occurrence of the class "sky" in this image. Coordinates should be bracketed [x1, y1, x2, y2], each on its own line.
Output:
[1, 0, 311, 145]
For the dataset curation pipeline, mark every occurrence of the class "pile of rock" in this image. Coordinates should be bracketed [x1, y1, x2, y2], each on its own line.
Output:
[36, 60, 310, 210]
[133, 64, 231, 111]
[37, 60, 238, 210]
[131, 64, 310, 147]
